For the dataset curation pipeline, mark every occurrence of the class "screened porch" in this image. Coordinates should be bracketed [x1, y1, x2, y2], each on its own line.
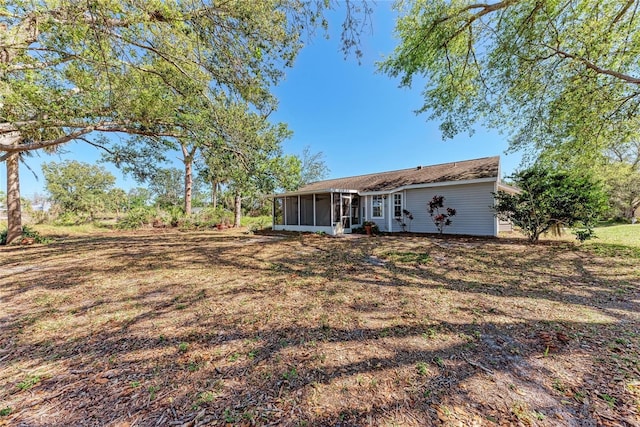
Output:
[272, 191, 361, 235]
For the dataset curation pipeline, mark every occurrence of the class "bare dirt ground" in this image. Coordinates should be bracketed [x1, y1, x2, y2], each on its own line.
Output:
[1, 229, 639, 426]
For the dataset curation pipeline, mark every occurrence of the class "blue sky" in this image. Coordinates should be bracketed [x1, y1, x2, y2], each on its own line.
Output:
[2, 3, 522, 200]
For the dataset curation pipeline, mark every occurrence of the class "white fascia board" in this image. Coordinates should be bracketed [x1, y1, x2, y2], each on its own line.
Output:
[360, 190, 393, 196]
[268, 188, 358, 198]
[496, 182, 521, 194]
[358, 177, 498, 196]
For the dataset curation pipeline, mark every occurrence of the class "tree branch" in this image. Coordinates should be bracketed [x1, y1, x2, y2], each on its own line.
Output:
[612, 0, 635, 25]
[0, 127, 95, 152]
[436, 0, 519, 41]
[78, 136, 115, 155]
[6, 54, 77, 72]
[543, 44, 640, 84]
[398, 0, 518, 77]
[0, 121, 186, 153]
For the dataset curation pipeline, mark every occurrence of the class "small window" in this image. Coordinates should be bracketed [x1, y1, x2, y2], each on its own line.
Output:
[393, 193, 402, 218]
[372, 195, 383, 218]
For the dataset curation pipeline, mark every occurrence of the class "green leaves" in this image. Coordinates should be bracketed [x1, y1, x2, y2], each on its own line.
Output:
[1, 1, 311, 152]
[2, 1, 371, 239]
[381, 0, 640, 160]
[493, 165, 607, 243]
[42, 160, 117, 220]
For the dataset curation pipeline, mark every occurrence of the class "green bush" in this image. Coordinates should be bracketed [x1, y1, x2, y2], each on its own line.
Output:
[193, 207, 233, 228]
[116, 207, 156, 230]
[494, 165, 607, 243]
[191, 207, 217, 228]
[1, 226, 50, 245]
[573, 225, 596, 243]
[177, 216, 197, 230]
[247, 216, 270, 233]
[54, 211, 89, 226]
[168, 206, 184, 227]
[115, 206, 235, 230]
[29, 210, 51, 224]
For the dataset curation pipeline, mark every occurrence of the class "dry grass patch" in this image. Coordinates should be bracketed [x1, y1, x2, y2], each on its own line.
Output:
[1, 229, 638, 426]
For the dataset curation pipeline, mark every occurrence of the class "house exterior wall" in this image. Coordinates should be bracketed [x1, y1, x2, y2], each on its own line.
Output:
[403, 182, 497, 236]
[362, 182, 497, 236]
[363, 195, 390, 232]
[273, 181, 499, 236]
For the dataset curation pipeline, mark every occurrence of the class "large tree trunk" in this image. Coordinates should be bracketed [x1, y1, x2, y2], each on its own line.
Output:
[6, 152, 22, 243]
[211, 181, 218, 208]
[182, 144, 195, 216]
[184, 159, 192, 216]
[234, 193, 241, 228]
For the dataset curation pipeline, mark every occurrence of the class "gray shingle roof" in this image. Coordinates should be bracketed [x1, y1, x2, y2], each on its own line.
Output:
[295, 156, 500, 193]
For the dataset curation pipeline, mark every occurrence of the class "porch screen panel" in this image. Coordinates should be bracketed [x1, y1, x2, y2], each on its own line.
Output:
[300, 195, 314, 225]
[351, 196, 360, 225]
[341, 193, 351, 228]
[285, 196, 299, 225]
[333, 193, 341, 224]
[315, 194, 331, 226]
[274, 198, 284, 225]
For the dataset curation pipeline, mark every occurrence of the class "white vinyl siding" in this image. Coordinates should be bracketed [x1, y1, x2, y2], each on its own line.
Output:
[363, 195, 389, 231]
[403, 182, 497, 236]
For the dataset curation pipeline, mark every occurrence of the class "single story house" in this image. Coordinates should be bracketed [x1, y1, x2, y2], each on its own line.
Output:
[271, 156, 517, 237]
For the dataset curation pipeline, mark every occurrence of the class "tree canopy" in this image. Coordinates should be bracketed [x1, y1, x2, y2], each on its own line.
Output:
[0, 0, 304, 240]
[601, 141, 640, 219]
[493, 165, 607, 243]
[299, 145, 330, 186]
[147, 167, 184, 209]
[381, 0, 640, 162]
[1, 1, 307, 148]
[42, 160, 116, 221]
[195, 103, 297, 225]
[0, 1, 352, 242]
[1, 1, 372, 242]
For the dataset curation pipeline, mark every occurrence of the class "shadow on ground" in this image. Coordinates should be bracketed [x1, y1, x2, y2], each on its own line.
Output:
[1, 230, 638, 426]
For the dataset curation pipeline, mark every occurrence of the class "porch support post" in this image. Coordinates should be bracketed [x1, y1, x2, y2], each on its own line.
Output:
[388, 194, 392, 232]
[283, 197, 287, 225]
[330, 193, 334, 224]
[313, 194, 316, 226]
[363, 195, 367, 221]
[348, 194, 352, 229]
[297, 195, 301, 226]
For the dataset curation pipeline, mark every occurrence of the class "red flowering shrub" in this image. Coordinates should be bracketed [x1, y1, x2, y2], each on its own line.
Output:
[428, 195, 456, 234]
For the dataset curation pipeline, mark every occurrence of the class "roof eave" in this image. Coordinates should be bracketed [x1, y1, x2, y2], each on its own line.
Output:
[268, 188, 359, 198]
[358, 176, 498, 195]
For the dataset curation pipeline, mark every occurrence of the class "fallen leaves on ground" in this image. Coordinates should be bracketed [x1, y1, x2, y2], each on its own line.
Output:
[0, 229, 638, 426]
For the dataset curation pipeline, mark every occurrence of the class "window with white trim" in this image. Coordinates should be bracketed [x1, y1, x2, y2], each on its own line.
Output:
[393, 193, 402, 218]
[372, 195, 383, 218]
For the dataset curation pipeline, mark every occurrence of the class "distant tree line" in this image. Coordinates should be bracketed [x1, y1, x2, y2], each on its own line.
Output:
[31, 146, 328, 229]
